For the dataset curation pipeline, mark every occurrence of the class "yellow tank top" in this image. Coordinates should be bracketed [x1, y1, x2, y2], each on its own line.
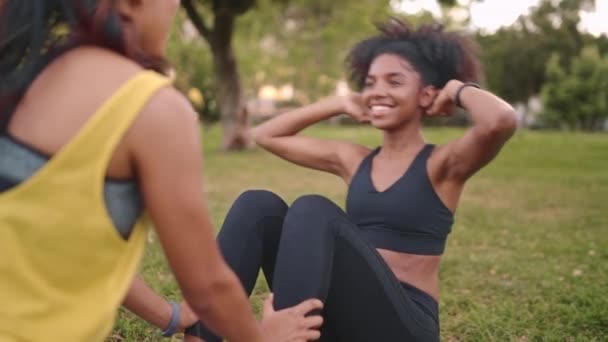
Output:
[0, 71, 171, 341]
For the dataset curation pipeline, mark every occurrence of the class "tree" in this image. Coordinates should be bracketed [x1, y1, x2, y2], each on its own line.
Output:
[236, 0, 462, 102]
[236, 0, 397, 102]
[167, 14, 220, 122]
[541, 46, 608, 130]
[181, 0, 257, 150]
[477, 0, 603, 104]
[180, 0, 460, 150]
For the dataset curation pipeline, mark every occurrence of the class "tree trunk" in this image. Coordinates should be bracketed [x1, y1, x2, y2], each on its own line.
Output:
[181, 0, 251, 151]
[210, 41, 250, 151]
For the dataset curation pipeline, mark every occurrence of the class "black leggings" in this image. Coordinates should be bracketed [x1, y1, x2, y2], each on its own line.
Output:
[186, 190, 439, 342]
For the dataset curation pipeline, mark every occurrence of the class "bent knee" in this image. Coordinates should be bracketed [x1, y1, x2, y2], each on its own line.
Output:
[287, 194, 344, 221]
[234, 190, 288, 216]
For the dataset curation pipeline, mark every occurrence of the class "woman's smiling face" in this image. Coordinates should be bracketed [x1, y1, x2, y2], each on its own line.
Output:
[362, 53, 428, 131]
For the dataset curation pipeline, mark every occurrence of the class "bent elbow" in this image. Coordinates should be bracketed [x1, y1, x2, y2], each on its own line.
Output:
[488, 108, 517, 137]
[251, 127, 270, 147]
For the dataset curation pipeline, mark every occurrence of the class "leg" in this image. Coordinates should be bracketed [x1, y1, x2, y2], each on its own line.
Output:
[272, 195, 439, 342]
[216, 190, 287, 292]
[185, 190, 287, 341]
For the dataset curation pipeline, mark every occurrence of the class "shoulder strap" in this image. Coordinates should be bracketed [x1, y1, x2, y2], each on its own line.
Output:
[356, 146, 380, 174]
[347, 146, 380, 191]
[419, 144, 435, 160]
[410, 144, 435, 173]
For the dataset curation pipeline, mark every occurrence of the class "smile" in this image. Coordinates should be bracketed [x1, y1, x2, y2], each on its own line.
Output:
[369, 105, 394, 116]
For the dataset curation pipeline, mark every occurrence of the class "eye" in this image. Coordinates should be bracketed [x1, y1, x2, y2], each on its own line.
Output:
[363, 79, 374, 88]
[389, 79, 403, 86]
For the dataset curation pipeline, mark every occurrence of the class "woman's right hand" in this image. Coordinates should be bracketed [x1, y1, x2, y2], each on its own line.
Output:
[261, 294, 324, 342]
[341, 93, 370, 123]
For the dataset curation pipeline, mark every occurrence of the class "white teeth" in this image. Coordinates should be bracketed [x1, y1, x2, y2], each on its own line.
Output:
[370, 105, 392, 115]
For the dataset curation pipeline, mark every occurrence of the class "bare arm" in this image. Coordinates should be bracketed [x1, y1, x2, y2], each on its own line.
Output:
[122, 275, 198, 334]
[428, 80, 517, 182]
[253, 95, 369, 181]
[122, 276, 323, 342]
[122, 275, 175, 330]
[129, 88, 263, 342]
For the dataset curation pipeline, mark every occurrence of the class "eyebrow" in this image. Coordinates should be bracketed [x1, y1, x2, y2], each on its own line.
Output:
[366, 72, 407, 79]
[399, 62, 416, 72]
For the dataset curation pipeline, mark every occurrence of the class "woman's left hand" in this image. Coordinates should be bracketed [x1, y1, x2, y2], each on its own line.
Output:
[425, 80, 463, 117]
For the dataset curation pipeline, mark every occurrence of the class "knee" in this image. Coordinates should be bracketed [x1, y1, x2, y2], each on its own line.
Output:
[233, 190, 288, 217]
[282, 195, 346, 244]
[287, 194, 342, 220]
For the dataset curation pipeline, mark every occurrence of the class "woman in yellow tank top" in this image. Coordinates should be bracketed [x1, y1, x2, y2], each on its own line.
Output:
[0, 1, 322, 341]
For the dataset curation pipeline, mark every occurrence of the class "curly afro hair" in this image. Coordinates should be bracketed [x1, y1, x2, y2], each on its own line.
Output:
[346, 17, 482, 90]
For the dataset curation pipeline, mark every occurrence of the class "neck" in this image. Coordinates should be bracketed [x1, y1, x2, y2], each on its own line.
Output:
[379, 122, 425, 159]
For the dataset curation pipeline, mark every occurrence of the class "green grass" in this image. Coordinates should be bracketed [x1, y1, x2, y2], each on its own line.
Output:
[110, 125, 608, 341]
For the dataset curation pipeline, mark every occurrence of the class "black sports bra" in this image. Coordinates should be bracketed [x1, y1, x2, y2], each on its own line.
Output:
[346, 145, 454, 255]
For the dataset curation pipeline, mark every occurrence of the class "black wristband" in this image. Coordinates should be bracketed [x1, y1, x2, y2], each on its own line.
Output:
[455, 82, 481, 108]
[185, 321, 220, 341]
[185, 321, 202, 337]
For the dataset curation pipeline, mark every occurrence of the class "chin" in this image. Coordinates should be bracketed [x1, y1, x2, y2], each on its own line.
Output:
[370, 119, 400, 131]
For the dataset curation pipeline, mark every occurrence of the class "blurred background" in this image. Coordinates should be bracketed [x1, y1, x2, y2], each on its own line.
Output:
[110, 1, 608, 341]
[170, 0, 607, 150]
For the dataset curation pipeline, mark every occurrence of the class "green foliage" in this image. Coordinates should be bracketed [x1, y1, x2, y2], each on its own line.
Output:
[177, 0, 466, 127]
[166, 14, 220, 121]
[541, 46, 608, 130]
[185, 0, 257, 18]
[232, 0, 449, 102]
[478, 28, 538, 103]
[477, 0, 608, 103]
[234, 0, 394, 101]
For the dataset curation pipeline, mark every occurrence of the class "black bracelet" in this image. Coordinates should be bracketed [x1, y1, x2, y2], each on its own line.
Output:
[455, 82, 481, 108]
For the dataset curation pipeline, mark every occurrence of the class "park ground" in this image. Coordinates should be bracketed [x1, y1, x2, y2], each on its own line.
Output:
[110, 125, 608, 342]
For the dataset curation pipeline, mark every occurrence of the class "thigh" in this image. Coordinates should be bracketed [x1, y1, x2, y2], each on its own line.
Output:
[323, 222, 440, 342]
[186, 190, 287, 342]
[216, 189, 287, 292]
[272, 195, 349, 310]
[271, 195, 439, 341]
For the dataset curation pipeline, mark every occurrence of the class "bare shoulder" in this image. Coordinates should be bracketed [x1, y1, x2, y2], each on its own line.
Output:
[126, 86, 201, 172]
[337, 142, 372, 183]
[61, 46, 144, 78]
[132, 86, 198, 139]
[342, 143, 372, 163]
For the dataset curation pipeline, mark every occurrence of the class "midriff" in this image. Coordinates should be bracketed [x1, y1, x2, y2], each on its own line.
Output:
[377, 248, 441, 301]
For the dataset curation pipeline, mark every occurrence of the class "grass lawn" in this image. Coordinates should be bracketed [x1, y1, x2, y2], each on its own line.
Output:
[110, 125, 608, 342]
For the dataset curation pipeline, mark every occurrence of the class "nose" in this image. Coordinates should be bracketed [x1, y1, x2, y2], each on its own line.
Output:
[363, 80, 389, 103]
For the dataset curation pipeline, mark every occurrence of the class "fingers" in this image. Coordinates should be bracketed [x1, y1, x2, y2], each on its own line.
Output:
[358, 115, 371, 123]
[351, 92, 364, 106]
[263, 293, 275, 315]
[428, 88, 460, 116]
[427, 94, 446, 116]
[290, 327, 322, 342]
[302, 315, 323, 329]
[348, 107, 369, 123]
[292, 315, 322, 341]
[300, 329, 321, 341]
[293, 298, 324, 316]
